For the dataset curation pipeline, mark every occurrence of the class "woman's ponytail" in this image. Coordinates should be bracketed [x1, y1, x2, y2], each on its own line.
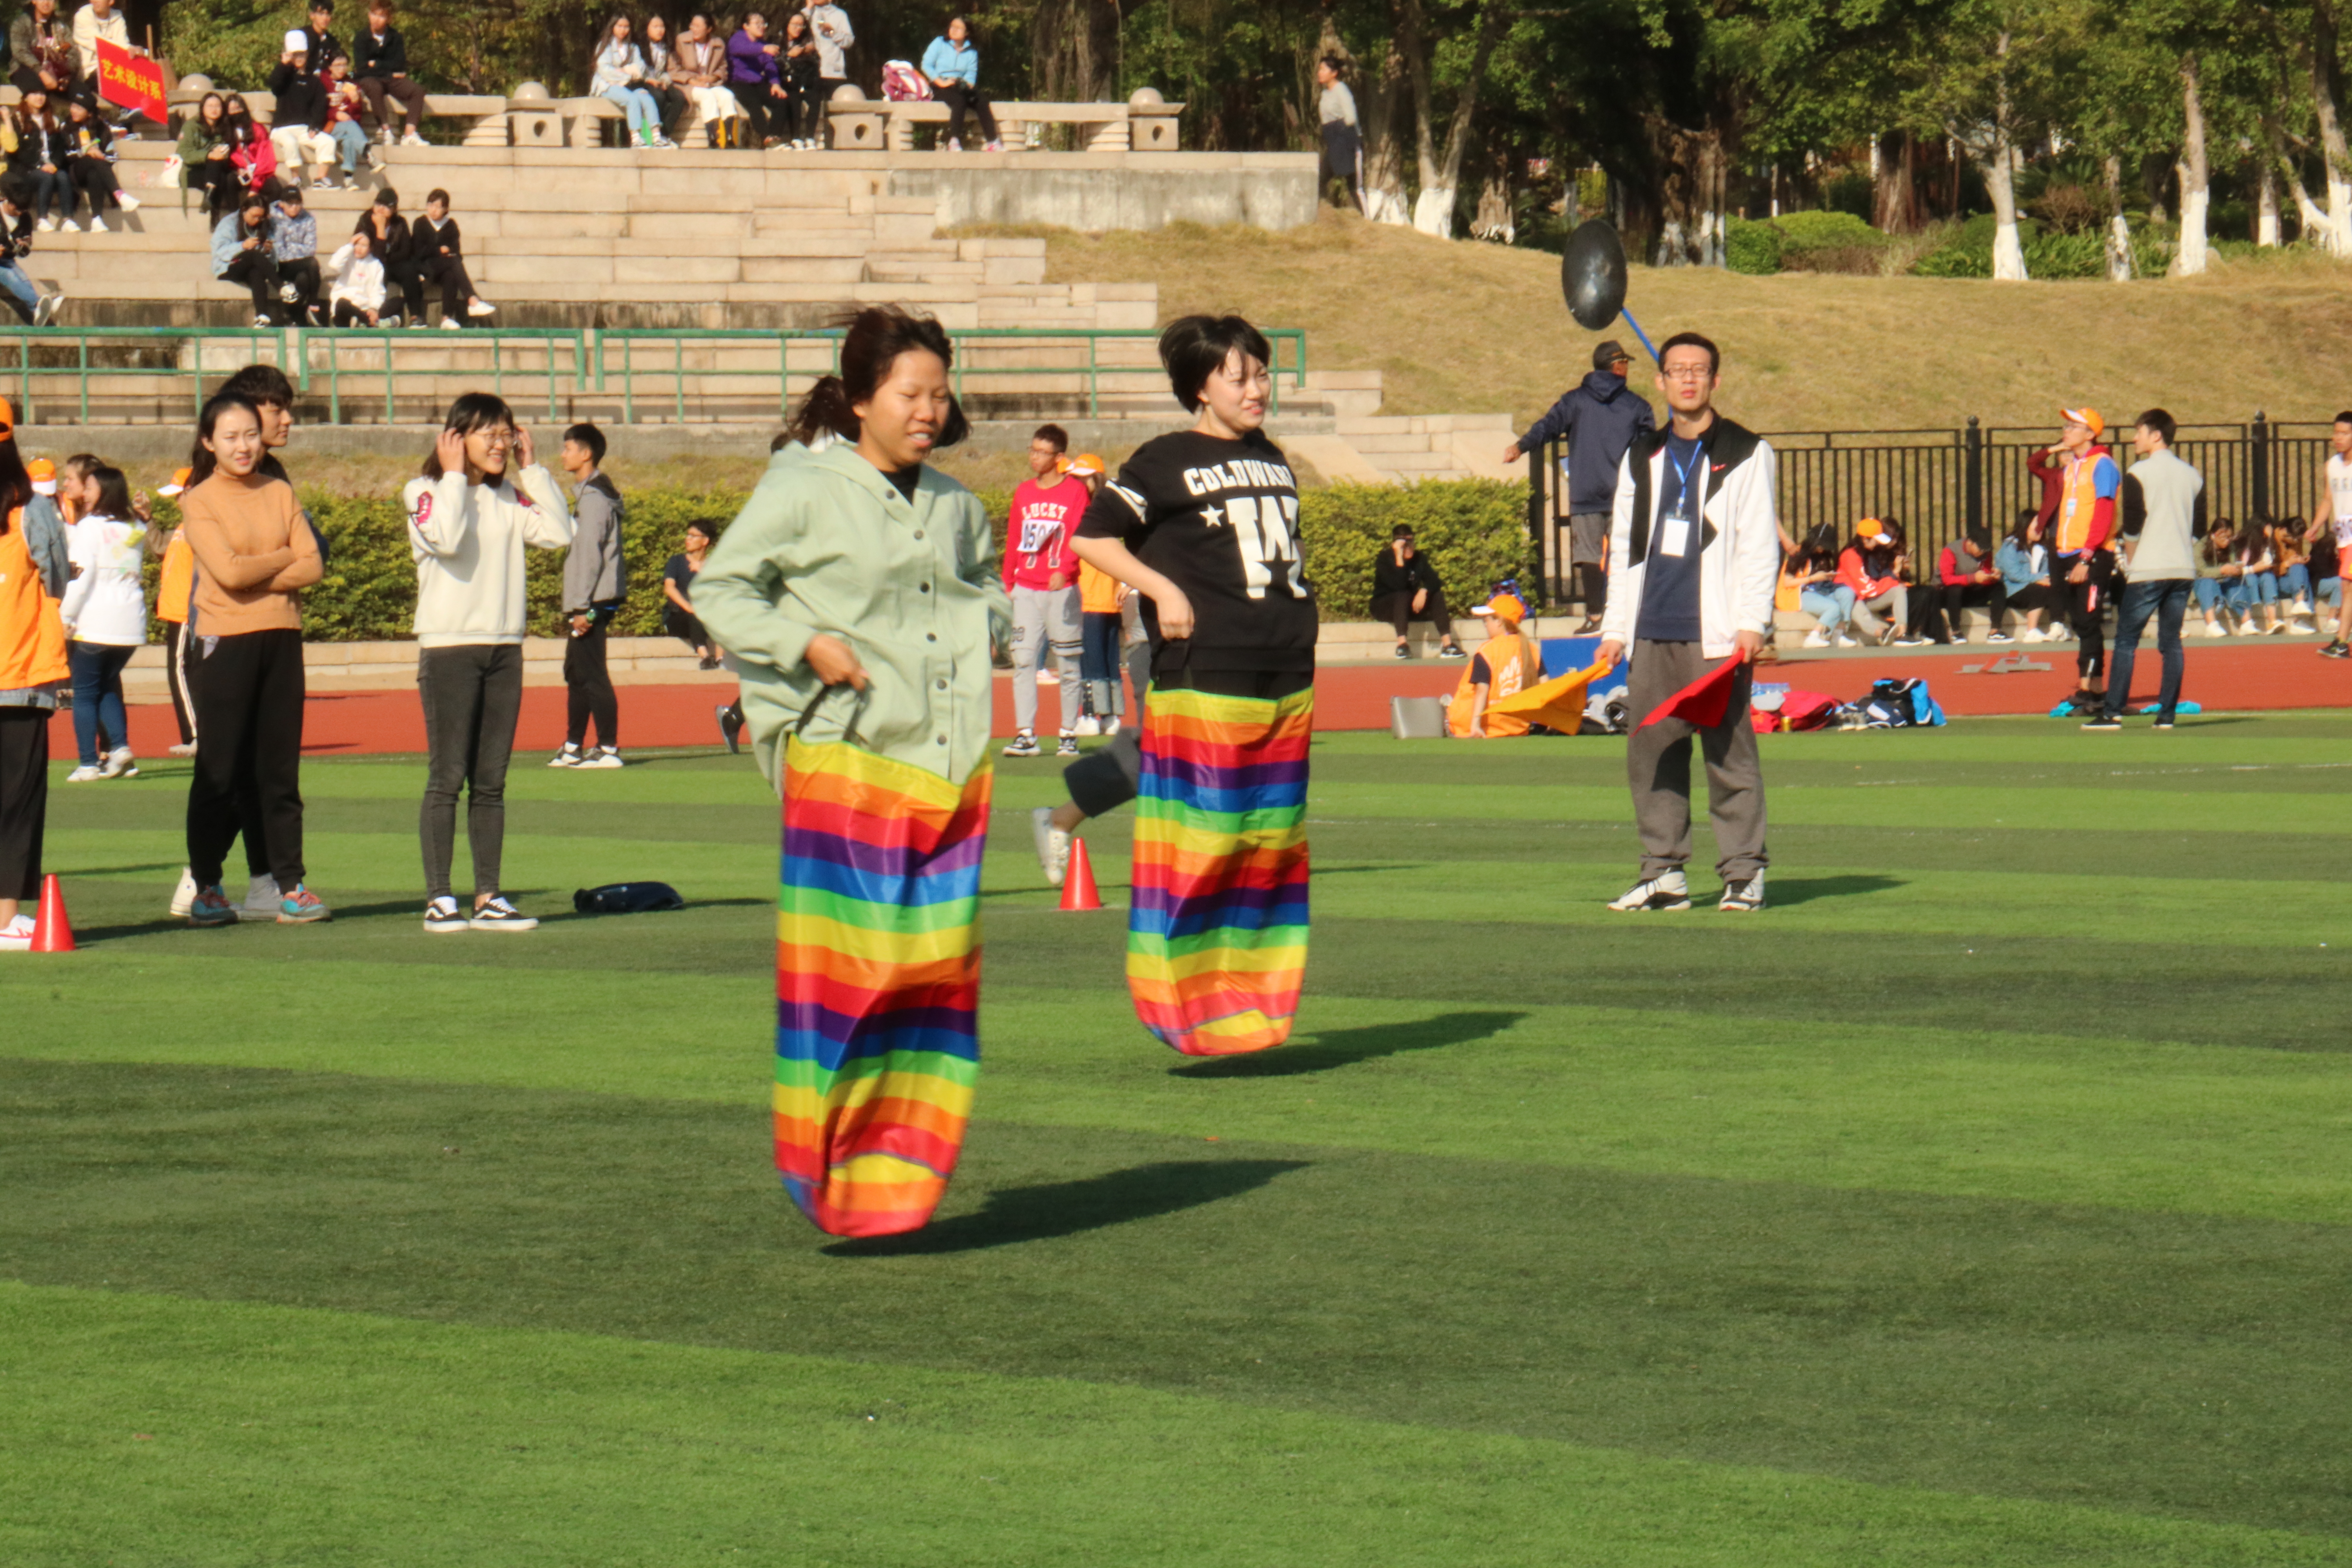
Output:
[786, 373, 858, 447]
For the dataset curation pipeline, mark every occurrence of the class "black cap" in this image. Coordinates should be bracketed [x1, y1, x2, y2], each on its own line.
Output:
[1593, 340, 1632, 370]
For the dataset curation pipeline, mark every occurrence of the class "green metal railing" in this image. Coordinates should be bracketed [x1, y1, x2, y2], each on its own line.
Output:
[0, 324, 1310, 425]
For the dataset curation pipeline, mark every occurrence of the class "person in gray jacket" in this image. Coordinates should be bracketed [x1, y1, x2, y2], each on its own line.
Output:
[2084, 408, 2205, 731]
[1504, 340, 1656, 631]
[554, 421, 627, 768]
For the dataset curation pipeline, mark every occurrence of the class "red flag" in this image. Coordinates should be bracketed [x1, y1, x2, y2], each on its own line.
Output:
[1634, 653, 1745, 731]
[95, 38, 165, 123]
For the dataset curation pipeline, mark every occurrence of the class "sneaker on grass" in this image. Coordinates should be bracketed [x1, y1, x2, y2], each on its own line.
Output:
[548, 742, 585, 768]
[238, 875, 281, 921]
[187, 884, 237, 926]
[579, 746, 624, 769]
[1718, 873, 1766, 912]
[1031, 806, 1071, 887]
[2080, 715, 2122, 731]
[467, 895, 538, 931]
[0, 911, 33, 951]
[1606, 870, 1691, 912]
[168, 866, 196, 917]
[1001, 731, 1040, 758]
[278, 884, 331, 924]
[717, 704, 743, 754]
[64, 764, 104, 782]
[101, 745, 137, 779]
[1055, 733, 1080, 758]
[423, 895, 468, 934]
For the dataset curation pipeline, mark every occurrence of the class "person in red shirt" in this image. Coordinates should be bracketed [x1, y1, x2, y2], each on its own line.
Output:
[1001, 422, 1085, 757]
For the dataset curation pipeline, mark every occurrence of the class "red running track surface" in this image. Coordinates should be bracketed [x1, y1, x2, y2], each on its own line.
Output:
[43, 642, 2349, 759]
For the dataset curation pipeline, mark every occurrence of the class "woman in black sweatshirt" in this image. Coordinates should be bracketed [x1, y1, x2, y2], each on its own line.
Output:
[1367, 525, 1465, 659]
[407, 188, 495, 328]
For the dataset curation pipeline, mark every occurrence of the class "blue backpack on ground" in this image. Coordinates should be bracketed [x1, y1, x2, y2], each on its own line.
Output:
[1862, 677, 1947, 728]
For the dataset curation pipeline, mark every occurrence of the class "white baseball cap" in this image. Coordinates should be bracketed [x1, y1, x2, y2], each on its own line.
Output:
[283, 28, 310, 52]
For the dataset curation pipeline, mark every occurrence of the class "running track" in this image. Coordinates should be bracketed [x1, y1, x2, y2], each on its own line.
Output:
[47, 641, 2350, 758]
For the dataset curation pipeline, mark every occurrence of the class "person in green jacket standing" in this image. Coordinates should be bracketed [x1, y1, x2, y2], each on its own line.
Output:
[691, 305, 1009, 1240]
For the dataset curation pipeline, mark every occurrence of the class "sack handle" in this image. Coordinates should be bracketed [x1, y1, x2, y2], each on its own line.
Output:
[793, 678, 871, 748]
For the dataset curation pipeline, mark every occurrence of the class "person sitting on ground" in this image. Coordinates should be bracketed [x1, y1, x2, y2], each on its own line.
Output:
[673, 14, 743, 145]
[726, 12, 789, 149]
[778, 10, 821, 147]
[407, 187, 494, 329]
[8, 88, 71, 232]
[1786, 524, 1851, 648]
[1995, 508, 2058, 642]
[212, 192, 288, 327]
[922, 17, 1002, 153]
[640, 16, 691, 140]
[270, 186, 323, 325]
[351, 0, 429, 146]
[1368, 524, 1465, 660]
[1446, 592, 1539, 737]
[662, 519, 723, 669]
[2193, 517, 2252, 636]
[323, 225, 386, 326]
[57, 461, 145, 783]
[59, 94, 132, 230]
[0, 179, 59, 325]
[1918, 526, 2005, 645]
[590, 15, 675, 150]
[1837, 517, 1907, 646]
[9, 0, 76, 98]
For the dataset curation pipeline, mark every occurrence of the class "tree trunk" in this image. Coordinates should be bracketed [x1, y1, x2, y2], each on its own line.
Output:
[2257, 149, 2283, 245]
[1357, 41, 1410, 225]
[1034, 0, 1122, 101]
[1470, 161, 1514, 242]
[1399, 0, 1507, 239]
[1984, 40, 2027, 281]
[2174, 56, 2210, 274]
[2103, 156, 2134, 282]
[1873, 131, 1916, 232]
[2312, 0, 2352, 252]
[1646, 120, 1728, 266]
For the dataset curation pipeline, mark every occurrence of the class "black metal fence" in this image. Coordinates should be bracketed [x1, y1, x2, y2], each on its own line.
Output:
[1526, 413, 2335, 606]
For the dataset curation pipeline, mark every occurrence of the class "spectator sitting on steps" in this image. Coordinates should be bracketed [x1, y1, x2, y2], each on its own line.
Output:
[590, 15, 676, 151]
[60, 95, 135, 231]
[267, 29, 330, 176]
[213, 192, 289, 327]
[312, 53, 372, 189]
[1368, 524, 1466, 660]
[408, 188, 495, 329]
[922, 17, 1002, 153]
[220, 94, 278, 210]
[271, 186, 323, 326]
[672, 15, 744, 147]
[726, 12, 789, 150]
[352, 0, 429, 146]
[324, 226, 385, 326]
[352, 187, 412, 324]
[9, 0, 77, 99]
[640, 16, 691, 142]
[9, 87, 74, 232]
[71, 0, 149, 128]
[0, 179, 63, 324]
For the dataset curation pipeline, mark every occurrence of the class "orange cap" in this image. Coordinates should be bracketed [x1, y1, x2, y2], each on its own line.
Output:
[1065, 452, 1105, 477]
[0, 396, 13, 439]
[157, 466, 193, 497]
[2061, 406, 2104, 437]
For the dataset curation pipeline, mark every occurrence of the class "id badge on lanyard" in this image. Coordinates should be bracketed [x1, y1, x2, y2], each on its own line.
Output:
[1658, 448, 1700, 558]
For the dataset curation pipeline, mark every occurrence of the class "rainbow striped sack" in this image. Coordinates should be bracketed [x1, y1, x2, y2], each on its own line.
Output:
[775, 725, 992, 1238]
[1127, 684, 1313, 1055]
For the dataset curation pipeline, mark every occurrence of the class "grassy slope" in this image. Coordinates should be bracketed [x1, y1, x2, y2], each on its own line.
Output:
[1022, 211, 2352, 432]
[5, 722, 2352, 1564]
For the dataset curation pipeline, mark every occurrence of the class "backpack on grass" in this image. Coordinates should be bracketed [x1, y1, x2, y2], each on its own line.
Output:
[573, 881, 686, 915]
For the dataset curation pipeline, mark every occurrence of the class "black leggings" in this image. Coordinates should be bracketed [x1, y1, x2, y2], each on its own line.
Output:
[185, 628, 307, 891]
[2062, 551, 2115, 680]
[220, 247, 287, 323]
[564, 606, 619, 749]
[938, 82, 997, 145]
[1371, 588, 1453, 640]
[0, 705, 47, 904]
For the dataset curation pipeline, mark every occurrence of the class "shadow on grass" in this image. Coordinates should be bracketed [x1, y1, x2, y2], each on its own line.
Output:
[1171, 1009, 1526, 1080]
[1761, 875, 1905, 907]
[824, 1158, 1308, 1257]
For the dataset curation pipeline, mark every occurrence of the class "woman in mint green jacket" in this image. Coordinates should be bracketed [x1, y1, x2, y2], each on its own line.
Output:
[690, 305, 1009, 1240]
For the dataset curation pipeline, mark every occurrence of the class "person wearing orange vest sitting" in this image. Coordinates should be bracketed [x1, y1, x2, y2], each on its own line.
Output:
[1446, 592, 1541, 737]
[2026, 407, 2120, 713]
[0, 398, 70, 951]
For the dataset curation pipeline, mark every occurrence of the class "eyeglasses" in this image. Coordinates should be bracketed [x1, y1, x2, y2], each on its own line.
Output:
[1659, 363, 1713, 382]
[474, 428, 514, 447]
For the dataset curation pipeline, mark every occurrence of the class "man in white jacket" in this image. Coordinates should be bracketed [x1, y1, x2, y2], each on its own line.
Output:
[1595, 330, 1777, 913]
[405, 395, 573, 932]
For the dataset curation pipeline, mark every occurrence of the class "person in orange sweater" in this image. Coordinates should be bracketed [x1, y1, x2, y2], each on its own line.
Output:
[152, 466, 198, 757]
[177, 392, 327, 927]
[0, 402, 68, 951]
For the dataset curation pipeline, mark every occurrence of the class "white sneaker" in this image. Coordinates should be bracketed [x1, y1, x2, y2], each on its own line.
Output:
[1036, 669, 1060, 686]
[2203, 619, 2226, 638]
[466, 298, 496, 316]
[1802, 628, 1831, 649]
[1073, 714, 1102, 735]
[402, 130, 429, 147]
[2238, 617, 2263, 635]
[1987, 631, 2013, 643]
[0, 912, 33, 951]
[467, 894, 539, 931]
[1835, 633, 1860, 648]
[85, 214, 105, 232]
[423, 895, 468, 934]
[100, 746, 137, 779]
[33, 293, 60, 327]
[439, 317, 463, 331]
[1031, 806, 1071, 887]
[65, 764, 105, 782]
[168, 866, 197, 917]
[1719, 871, 1766, 912]
[548, 742, 585, 768]
[2022, 626, 2045, 643]
[1102, 719, 1120, 737]
[114, 194, 138, 212]
[1607, 869, 1691, 912]
[237, 874, 282, 921]
[580, 746, 624, 769]
[2269, 620, 2290, 635]
[34, 217, 53, 232]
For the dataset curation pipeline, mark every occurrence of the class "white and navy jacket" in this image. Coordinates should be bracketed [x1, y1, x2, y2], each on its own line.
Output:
[1599, 414, 1780, 659]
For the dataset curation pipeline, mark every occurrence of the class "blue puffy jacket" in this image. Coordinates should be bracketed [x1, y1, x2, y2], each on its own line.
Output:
[1519, 370, 1657, 516]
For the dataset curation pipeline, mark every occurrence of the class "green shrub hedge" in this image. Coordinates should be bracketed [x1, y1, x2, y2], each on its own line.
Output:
[1725, 217, 1784, 276]
[1910, 214, 2172, 280]
[141, 477, 1534, 639]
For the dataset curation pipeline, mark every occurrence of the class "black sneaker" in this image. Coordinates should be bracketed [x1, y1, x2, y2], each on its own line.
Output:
[467, 895, 539, 932]
[2079, 715, 2122, 731]
[1391, 644, 1412, 661]
[716, 703, 743, 755]
[548, 742, 585, 768]
[1002, 731, 1040, 758]
[423, 895, 467, 934]
[1437, 643, 1468, 660]
[2323, 641, 2351, 660]
[1055, 733, 1080, 758]
[2152, 718, 2176, 730]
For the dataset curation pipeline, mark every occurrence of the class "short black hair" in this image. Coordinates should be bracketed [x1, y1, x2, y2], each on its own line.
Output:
[2334, 410, 2352, 427]
[1657, 331, 1720, 376]
[1391, 524, 1414, 540]
[218, 363, 294, 410]
[563, 422, 607, 465]
[2135, 408, 2176, 447]
[426, 187, 450, 207]
[309, 0, 332, 13]
[1032, 423, 1069, 452]
[1158, 314, 1272, 413]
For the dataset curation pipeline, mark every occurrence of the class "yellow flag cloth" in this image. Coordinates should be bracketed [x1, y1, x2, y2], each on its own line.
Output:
[1484, 657, 1615, 733]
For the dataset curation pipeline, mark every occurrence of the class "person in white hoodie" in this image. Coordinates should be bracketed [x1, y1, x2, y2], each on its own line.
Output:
[404, 392, 572, 933]
[57, 462, 146, 782]
[1595, 330, 1778, 915]
[325, 228, 388, 327]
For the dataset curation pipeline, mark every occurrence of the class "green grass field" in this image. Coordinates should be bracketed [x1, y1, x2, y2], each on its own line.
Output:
[5, 719, 2351, 1567]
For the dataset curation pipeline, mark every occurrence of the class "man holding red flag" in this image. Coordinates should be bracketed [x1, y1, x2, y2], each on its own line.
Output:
[1594, 331, 1778, 913]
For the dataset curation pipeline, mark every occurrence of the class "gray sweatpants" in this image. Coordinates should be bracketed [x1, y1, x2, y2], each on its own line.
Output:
[1063, 639, 1151, 818]
[1624, 639, 1767, 883]
[1011, 583, 1083, 735]
[419, 643, 524, 900]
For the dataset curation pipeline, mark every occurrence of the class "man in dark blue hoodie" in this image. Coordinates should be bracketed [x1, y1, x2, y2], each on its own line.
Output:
[1505, 341, 1657, 632]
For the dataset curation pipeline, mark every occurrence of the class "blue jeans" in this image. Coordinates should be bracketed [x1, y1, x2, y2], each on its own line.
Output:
[1798, 584, 1854, 632]
[601, 84, 661, 136]
[1079, 609, 1125, 718]
[2279, 562, 2312, 602]
[0, 260, 38, 323]
[2321, 576, 2343, 608]
[2105, 578, 2190, 721]
[328, 120, 367, 174]
[29, 168, 69, 222]
[67, 640, 134, 764]
[2247, 570, 2279, 606]
[2193, 577, 2254, 616]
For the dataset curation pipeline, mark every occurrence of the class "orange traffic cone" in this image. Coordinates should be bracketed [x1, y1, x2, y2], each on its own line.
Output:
[1058, 836, 1103, 911]
[29, 873, 74, 953]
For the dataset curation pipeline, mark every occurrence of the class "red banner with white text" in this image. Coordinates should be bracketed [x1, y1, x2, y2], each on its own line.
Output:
[95, 38, 165, 123]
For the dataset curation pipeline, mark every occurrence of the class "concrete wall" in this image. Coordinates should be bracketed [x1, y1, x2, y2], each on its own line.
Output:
[889, 154, 1319, 232]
